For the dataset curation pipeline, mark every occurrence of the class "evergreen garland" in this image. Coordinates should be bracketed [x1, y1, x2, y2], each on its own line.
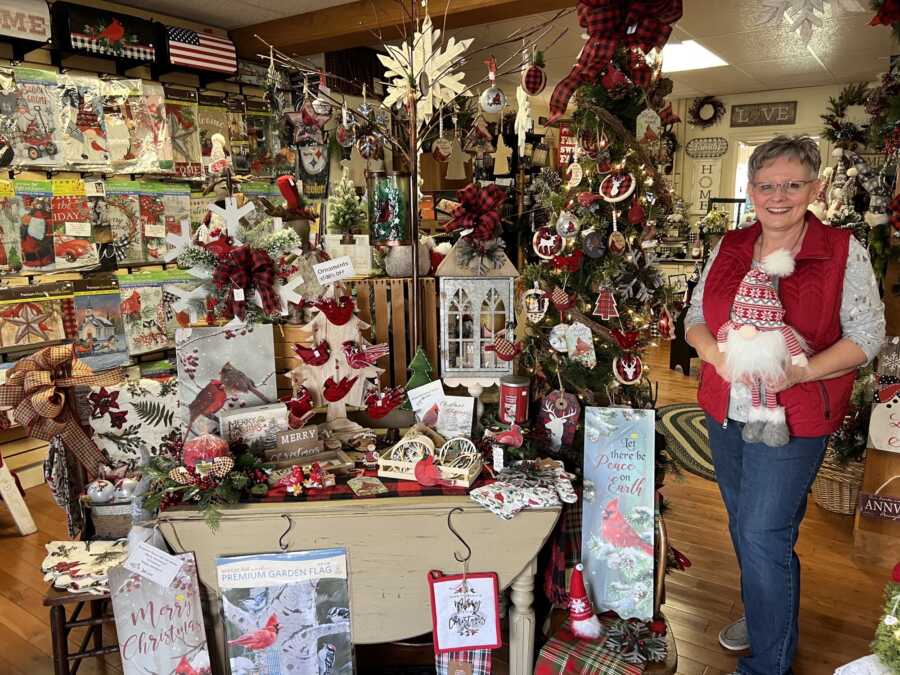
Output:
[873, 565, 900, 671]
[821, 82, 870, 147]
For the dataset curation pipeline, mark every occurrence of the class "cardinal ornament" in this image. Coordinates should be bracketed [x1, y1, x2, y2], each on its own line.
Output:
[356, 132, 382, 160]
[533, 226, 563, 259]
[432, 136, 453, 163]
[480, 86, 507, 114]
[566, 322, 596, 368]
[556, 210, 580, 238]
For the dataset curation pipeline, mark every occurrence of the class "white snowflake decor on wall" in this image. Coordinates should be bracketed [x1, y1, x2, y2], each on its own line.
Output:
[378, 15, 473, 127]
[759, 0, 868, 43]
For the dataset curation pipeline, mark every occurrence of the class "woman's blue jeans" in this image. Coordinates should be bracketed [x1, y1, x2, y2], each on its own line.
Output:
[705, 416, 827, 675]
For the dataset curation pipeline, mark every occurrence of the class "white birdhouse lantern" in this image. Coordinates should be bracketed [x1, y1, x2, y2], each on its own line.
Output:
[436, 238, 518, 386]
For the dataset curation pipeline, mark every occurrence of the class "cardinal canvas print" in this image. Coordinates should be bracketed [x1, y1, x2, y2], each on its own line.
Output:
[109, 552, 212, 675]
[176, 324, 277, 438]
[218, 548, 353, 675]
[581, 407, 655, 620]
[166, 91, 202, 178]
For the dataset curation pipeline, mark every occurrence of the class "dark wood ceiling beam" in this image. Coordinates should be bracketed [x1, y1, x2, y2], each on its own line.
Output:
[231, 0, 573, 59]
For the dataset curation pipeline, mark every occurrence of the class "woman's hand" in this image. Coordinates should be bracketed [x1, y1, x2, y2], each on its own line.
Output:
[765, 364, 810, 393]
[706, 349, 732, 383]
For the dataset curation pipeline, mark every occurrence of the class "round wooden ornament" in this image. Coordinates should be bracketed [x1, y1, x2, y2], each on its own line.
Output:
[549, 324, 569, 352]
[556, 210, 580, 238]
[582, 229, 607, 258]
[432, 137, 453, 162]
[599, 172, 636, 203]
[613, 353, 643, 385]
[532, 226, 564, 259]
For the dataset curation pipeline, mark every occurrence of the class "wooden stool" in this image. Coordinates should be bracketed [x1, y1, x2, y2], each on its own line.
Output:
[43, 587, 119, 675]
[0, 459, 36, 535]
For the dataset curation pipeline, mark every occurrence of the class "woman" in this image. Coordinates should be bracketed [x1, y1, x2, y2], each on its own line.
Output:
[685, 135, 885, 675]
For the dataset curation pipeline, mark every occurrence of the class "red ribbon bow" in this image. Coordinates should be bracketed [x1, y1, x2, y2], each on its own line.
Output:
[212, 245, 280, 320]
[611, 329, 640, 350]
[445, 183, 507, 241]
[548, 0, 682, 122]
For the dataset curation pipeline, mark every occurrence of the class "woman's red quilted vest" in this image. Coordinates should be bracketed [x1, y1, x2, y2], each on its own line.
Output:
[697, 212, 855, 437]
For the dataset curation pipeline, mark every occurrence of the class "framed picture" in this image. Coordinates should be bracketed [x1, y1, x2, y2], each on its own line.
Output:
[667, 273, 688, 294]
[428, 571, 501, 654]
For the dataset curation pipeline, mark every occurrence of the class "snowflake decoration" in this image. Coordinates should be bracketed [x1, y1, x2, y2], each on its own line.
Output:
[882, 351, 900, 374]
[759, 0, 867, 43]
[208, 197, 255, 242]
[378, 15, 473, 126]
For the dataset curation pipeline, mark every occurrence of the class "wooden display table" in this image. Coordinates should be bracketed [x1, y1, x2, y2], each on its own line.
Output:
[159, 495, 560, 675]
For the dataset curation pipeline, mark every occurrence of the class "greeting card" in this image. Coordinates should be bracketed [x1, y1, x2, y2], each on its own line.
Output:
[428, 571, 501, 653]
[582, 407, 655, 620]
[218, 548, 353, 675]
[176, 324, 277, 438]
[109, 552, 211, 675]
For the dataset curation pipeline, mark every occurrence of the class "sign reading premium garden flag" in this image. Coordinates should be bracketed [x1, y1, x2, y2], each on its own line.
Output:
[731, 101, 797, 127]
[689, 158, 721, 214]
[581, 407, 655, 620]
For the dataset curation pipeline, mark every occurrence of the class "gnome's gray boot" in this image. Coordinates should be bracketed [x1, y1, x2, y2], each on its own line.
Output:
[741, 406, 766, 443]
[760, 406, 790, 447]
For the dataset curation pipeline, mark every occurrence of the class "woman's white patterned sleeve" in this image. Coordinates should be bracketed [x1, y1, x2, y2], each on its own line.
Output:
[683, 242, 721, 331]
[840, 237, 886, 364]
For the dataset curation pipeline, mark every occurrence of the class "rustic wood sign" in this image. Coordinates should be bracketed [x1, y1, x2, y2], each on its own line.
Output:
[685, 137, 728, 159]
[859, 492, 900, 520]
[730, 101, 797, 127]
[267, 426, 323, 466]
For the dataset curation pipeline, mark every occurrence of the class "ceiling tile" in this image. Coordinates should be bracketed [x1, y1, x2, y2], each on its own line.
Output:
[668, 67, 766, 96]
[738, 58, 828, 82]
[111, 0, 357, 29]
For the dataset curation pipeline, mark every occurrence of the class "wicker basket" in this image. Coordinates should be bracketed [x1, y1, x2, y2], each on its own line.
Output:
[85, 502, 133, 539]
[811, 448, 865, 515]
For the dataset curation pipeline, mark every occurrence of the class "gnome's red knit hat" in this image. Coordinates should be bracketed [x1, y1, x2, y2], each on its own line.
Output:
[568, 563, 603, 638]
[731, 268, 785, 329]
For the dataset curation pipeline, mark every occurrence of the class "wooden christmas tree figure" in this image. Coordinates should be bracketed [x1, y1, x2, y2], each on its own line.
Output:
[593, 288, 619, 320]
[290, 285, 386, 443]
[402, 347, 434, 409]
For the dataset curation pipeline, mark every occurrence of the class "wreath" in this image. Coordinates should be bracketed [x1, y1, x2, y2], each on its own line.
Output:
[687, 96, 726, 128]
[821, 82, 870, 148]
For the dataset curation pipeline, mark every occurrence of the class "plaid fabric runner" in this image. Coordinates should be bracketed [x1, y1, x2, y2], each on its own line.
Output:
[436, 649, 493, 675]
[544, 498, 582, 605]
[535, 619, 641, 675]
[252, 469, 495, 503]
[70, 34, 155, 61]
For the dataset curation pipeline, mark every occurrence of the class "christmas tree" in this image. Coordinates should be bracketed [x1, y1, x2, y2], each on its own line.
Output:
[402, 347, 434, 410]
[520, 46, 679, 461]
[327, 165, 367, 243]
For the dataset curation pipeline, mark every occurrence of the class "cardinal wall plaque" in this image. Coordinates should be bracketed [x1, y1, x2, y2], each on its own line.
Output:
[582, 407, 655, 620]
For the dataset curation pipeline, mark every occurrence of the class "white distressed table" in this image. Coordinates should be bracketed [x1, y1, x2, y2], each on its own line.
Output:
[159, 495, 560, 675]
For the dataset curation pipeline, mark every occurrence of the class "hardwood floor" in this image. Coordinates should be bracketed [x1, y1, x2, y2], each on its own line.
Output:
[647, 344, 886, 675]
[0, 343, 885, 674]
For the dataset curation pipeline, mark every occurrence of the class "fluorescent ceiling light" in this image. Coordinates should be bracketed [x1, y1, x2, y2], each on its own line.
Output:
[661, 40, 728, 73]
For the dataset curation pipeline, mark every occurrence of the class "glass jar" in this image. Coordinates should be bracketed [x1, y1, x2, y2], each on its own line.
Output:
[366, 170, 410, 244]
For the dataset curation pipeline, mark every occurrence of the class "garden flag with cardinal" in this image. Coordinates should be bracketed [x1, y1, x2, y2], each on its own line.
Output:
[108, 551, 212, 675]
[581, 407, 655, 620]
[218, 548, 353, 675]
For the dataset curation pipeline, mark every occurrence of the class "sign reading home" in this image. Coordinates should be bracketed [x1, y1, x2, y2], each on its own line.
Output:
[0, 0, 50, 43]
[859, 492, 900, 520]
[731, 101, 797, 127]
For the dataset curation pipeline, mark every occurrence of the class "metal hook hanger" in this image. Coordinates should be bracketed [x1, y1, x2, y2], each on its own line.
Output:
[447, 507, 471, 563]
[278, 514, 293, 552]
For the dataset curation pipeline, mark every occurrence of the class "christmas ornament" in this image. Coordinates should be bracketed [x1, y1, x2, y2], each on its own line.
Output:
[182, 434, 230, 471]
[593, 288, 619, 320]
[612, 330, 643, 385]
[521, 49, 547, 95]
[364, 386, 406, 419]
[493, 131, 511, 175]
[566, 322, 596, 368]
[582, 229, 607, 259]
[608, 226, 627, 255]
[356, 132, 382, 159]
[293, 340, 332, 366]
[480, 57, 507, 114]
[549, 324, 569, 352]
[636, 108, 662, 146]
[537, 390, 580, 448]
[658, 306, 676, 340]
[552, 250, 583, 273]
[484, 323, 523, 361]
[547, 286, 576, 311]
[285, 388, 314, 428]
[432, 113, 453, 162]
[315, 296, 355, 325]
[557, 211, 580, 239]
[532, 226, 563, 259]
[336, 103, 357, 148]
[86, 479, 115, 504]
[342, 341, 390, 369]
[566, 162, 584, 189]
[445, 136, 470, 181]
[599, 172, 636, 203]
[114, 477, 139, 501]
[568, 563, 604, 639]
[515, 85, 531, 156]
[377, 14, 473, 126]
[627, 199, 646, 225]
[522, 282, 549, 323]
[323, 375, 360, 402]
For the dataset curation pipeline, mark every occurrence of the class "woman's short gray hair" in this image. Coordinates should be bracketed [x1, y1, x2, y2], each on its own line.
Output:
[748, 135, 821, 181]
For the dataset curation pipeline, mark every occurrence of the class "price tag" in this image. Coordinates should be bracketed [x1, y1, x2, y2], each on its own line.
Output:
[144, 222, 166, 238]
[65, 221, 92, 237]
[448, 662, 473, 675]
[123, 541, 184, 588]
[313, 256, 355, 284]
[84, 180, 106, 198]
[232, 287, 245, 302]
[492, 445, 505, 472]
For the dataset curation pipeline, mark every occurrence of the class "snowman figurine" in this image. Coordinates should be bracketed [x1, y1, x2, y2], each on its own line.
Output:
[870, 382, 900, 452]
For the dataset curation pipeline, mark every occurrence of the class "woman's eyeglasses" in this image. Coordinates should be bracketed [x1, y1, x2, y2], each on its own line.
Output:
[751, 179, 816, 195]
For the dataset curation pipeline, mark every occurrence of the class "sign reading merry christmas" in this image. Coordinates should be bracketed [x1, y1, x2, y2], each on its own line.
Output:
[581, 407, 655, 620]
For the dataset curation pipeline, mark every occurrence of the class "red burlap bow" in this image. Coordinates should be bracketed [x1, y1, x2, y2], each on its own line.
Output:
[0, 345, 122, 478]
[213, 245, 280, 320]
[445, 183, 507, 241]
[548, 0, 682, 122]
[871, 0, 900, 26]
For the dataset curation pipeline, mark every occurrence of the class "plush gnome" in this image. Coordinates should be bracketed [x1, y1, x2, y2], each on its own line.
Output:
[717, 249, 808, 447]
[568, 563, 603, 639]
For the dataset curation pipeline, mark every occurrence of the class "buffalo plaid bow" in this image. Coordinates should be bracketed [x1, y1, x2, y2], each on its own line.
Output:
[548, 0, 682, 122]
[213, 245, 280, 320]
[445, 183, 507, 241]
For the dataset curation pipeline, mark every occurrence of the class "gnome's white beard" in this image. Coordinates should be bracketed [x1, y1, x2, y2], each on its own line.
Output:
[724, 326, 790, 383]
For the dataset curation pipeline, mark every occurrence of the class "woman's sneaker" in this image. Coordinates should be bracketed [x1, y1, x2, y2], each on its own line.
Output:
[718, 617, 750, 651]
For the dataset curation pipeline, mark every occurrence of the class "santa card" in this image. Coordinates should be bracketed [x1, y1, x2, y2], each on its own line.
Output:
[428, 570, 501, 654]
[581, 407, 655, 621]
